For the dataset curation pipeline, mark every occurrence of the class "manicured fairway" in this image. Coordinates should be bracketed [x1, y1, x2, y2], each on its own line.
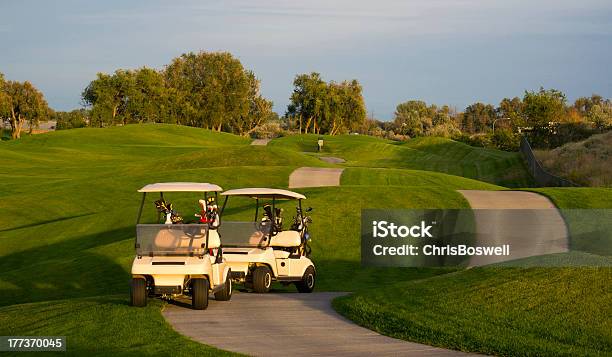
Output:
[333, 267, 612, 356]
[334, 187, 612, 356]
[1, 125, 608, 355]
[0, 125, 506, 354]
[270, 134, 533, 187]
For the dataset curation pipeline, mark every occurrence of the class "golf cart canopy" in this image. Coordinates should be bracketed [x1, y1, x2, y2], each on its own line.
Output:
[138, 182, 223, 193]
[221, 188, 306, 200]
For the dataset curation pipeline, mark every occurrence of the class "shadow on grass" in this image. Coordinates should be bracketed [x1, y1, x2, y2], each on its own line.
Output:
[0, 212, 97, 233]
[0, 226, 134, 307]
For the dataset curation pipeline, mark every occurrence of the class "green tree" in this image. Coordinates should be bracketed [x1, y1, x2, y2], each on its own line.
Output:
[587, 101, 612, 129]
[287, 72, 328, 134]
[1, 79, 49, 139]
[393, 100, 434, 137]
[522, 88, 567, 128]
[127, 68, 168, 123]
[227, 71, 274, 136]
[573, 94, 603, 116]
[55, 109, 89, 130]
[82, 71, 133, 127]
[497, 97, 524, 129]
[164, 51, 252, 132]
[461, 102, 496, 134]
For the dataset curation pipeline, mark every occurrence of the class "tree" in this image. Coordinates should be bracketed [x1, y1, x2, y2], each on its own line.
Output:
[522, 88, 567, 129]
[497, 97, 524, 129]
[1, 79, 49, 139]
[587, 102, 612, 129]
[228, 71, 274, 136]
[0, 73, 9, 124]
[287, 72, 327, 134]
[394, 100, 434, 137]
[80, 51, 272, 135]
[573, 94, 603, 116]
[164, 51, 252, 132]
[82, 71, 133, 127]
[127, 68, 168, 123]
[55, 109, 89, 130]
[461, 102, 496, 134]
[286, 73, 364, 135]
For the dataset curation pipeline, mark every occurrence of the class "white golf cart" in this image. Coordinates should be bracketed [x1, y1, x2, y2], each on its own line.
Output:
[219, 188, 315, 293]
[130, 182, 232, 310]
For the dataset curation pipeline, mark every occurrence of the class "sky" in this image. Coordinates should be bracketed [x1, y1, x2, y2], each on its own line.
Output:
[0, 0, 610, 120]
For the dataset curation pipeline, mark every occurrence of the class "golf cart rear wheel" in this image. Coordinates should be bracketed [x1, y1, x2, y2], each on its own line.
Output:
[296, 266, 316, 293]
[191, 278, 209, 310]
[130, 278, 147, 307]
[214, 271, 232, 301]
[252, 266, 272, 293]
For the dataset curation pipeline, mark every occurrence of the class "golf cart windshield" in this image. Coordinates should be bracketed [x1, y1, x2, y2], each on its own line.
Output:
[136, 224, 210, 256]
[217, 221, 272, 248]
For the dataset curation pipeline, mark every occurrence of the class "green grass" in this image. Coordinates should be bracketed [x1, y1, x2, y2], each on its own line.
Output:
[0, 296, 236, 356]
[526, 188, 612, 257]
[1, 125, 505, 354]
[333, 267, 612, 356]
[2, 125, 609, 355]
[526, 187, 612, 209]
[335, 186, 612, 356]
[270, 134, 533, 187]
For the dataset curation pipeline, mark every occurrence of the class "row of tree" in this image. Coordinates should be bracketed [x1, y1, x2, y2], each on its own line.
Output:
[81, 52, 275, 136]
[2, 50, 610, 147]
[386, 89, 611, 149]
[0, 73, 50, 139]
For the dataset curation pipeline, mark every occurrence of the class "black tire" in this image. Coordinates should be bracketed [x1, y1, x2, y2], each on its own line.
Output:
[296, 266, 315, 293]
[252, 266, 272, 293]
[214, 271, 232, 301]
[130, 278, 147, 307]
[192, 278, 209, 310]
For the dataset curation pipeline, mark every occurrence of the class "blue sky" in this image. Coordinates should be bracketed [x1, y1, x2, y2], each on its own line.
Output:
[1, 0, 610, 119]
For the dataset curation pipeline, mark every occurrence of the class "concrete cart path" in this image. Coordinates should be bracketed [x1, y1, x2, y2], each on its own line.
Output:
[458, 190, 568, 266]
[319, 156, 346, 164]
[163, 292, 471, 357]
[289, 167, 344, 188]
[251, 139, 271, 146]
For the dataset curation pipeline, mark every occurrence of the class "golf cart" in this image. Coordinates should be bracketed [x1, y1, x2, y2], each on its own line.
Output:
[219, 188, 315, 293]
[130, 182, 232, 310]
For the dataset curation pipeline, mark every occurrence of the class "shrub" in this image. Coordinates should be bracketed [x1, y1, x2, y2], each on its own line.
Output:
[250, 121, 286, 139]
[535, 131, 612, 187]
[491, 128, 520, 151]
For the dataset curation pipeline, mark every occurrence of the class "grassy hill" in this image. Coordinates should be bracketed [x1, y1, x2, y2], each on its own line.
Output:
[0, 124, 508, 355]
[535, 131, 612, 187]
[270, 134, 533, 187]
[1, 125, 609, 355]
[334, 187, 612, 356]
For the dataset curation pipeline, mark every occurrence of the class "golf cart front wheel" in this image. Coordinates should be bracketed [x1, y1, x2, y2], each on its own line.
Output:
[296, 266, 315, 293]
[130, 278, 147, 307]
[214, 271, 232, 301]
[252, 266, 272, 293]
[191, 278, 209, 310]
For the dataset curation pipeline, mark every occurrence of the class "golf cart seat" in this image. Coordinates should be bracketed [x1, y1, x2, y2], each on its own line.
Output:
[151, 225, 219, 253]
[269, 230, 301, 248]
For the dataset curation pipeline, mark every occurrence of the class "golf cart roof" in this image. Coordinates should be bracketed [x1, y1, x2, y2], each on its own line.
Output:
[138, 182, 223, 193]
[221, 188, 306, 200]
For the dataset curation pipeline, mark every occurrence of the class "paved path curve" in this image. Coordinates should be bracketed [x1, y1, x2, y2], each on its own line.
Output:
[251, 139, 271, 146]
[163, 292, 470, 357]
[289, 167, 344, 188]
[458, 190, 568, 266]
[319, 156, 346, 164]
